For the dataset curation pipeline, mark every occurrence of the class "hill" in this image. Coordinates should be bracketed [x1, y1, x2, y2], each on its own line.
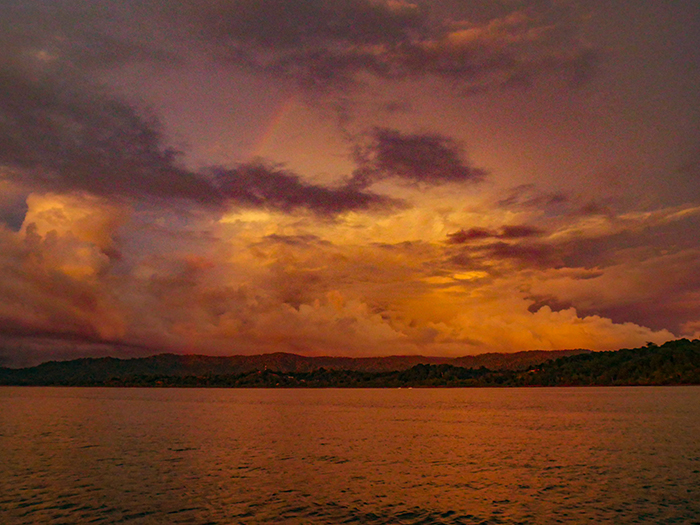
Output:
[512, 339, 700, 386]
[1, 341, 698, 387]
[0, 348, 587, 386]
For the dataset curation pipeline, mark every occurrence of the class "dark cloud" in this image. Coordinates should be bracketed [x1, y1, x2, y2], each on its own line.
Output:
[379, 100, 413, 114]
[485, 241, 562, 269]
[577, 201, 614, 217]
[552, 249, 700, 335]
[560, 213, 700, 270]
[197, 0, 423, 50]
[447, 251, 478, 269]
[447, 225, 543, 244]
[497, 184, 569, 210]
[214, 164, 397, 216]
[0, 321, 116, 348]
[372, 240, 421, 251]
[447, 228, 494, 244]
[4, 1, 601, 94]
[526, 294, 573, 314]
[350, 128, 486, 188]
[0, 61, 396, 216]
[261, 234, 330, 247]
[172, 0, 600, 92]
[0, 194, 28, 231]
[677, 148, 700, 178]
[2, 1, 401, 217]
[667, 146, 700, 202]
[499, 225, 543, 239]
[448, 239, 562, 270]
[0, 336, 154, 368]
[0, 1, 176, 75]
[184, 0, 424, 89]
[394, 17, 600, 92]
[0, 64, 213, 202]
[587, 296, 700, 336]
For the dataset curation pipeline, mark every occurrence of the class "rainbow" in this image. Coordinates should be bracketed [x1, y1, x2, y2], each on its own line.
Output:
[251, 94, 299, 158]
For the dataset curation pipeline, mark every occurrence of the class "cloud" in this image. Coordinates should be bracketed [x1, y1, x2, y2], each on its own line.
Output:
[378, 100, 413, 115]
[350, 128, 486, 188]
[172, 1, 600, 92]
[0, 196, 685, 366]
[113, 228, 677, 358]
[213, 163, 398, 216]
[526, 294, 574, 314]
[0, 337, 153, 369]
[1, 13, 404, 218]
[0, 199, 127, 347]
[180, 0, 424, 89]
[445, 222, 556, 270]
[0, 62, 213, 202]
[527, 248, 700, 334]
[447, 224, 543, 243]
[483, 241, 562, 269]
[0, 180, 28, 230]
[448, 244, 560, 272]
[0, 0, 176, 72]
[21, 193, 125, 258]
[397, 10, 600, 91]
[0, 1, 694, 368]
[0, 60, 397, 216]
[4, 1, 601, 97]
[551, 203, 700, 243]
[0, 1, 598, 216]
[446, 227, 494, 243]
[451, 302, 675, 354]
[197, 0, 423, 50]
[499, 224, 544, 239]
[260, 233, 330, 247]
[496, 184, 569, 210]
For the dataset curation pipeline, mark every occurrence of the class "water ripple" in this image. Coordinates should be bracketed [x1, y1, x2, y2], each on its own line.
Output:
[1, 387, 699, 524]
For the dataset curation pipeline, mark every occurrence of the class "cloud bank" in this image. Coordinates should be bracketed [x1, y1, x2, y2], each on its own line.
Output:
[1, 0, 698, 367]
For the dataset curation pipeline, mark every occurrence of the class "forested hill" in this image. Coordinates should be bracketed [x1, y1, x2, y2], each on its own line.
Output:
[513, 339, 700, 386]
[0, 348, 586, 385]
[0, 340, 698, 387]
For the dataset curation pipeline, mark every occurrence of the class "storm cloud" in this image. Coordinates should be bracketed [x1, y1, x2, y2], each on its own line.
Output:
[447, 225, 543, 244]
[0, 1, 698, 367]
[350, 128, 486, 188]
[0, 61, 394, 216]
[176, 0, 601, 91]
[2, 1, 601, 93]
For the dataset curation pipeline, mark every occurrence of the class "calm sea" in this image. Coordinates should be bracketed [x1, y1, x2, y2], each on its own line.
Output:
[1, 387, 699, 524]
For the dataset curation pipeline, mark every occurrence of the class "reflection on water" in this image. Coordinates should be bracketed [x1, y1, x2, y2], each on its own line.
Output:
[1, 387, 699, 524]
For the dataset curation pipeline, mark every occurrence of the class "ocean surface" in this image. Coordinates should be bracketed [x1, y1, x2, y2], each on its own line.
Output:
[1, 387, 699, 524]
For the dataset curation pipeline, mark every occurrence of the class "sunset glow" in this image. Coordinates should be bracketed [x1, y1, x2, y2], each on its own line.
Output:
[1, 0, 699, 366]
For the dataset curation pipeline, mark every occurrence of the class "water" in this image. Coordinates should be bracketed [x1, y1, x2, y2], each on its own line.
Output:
[1, 387, 699, 524]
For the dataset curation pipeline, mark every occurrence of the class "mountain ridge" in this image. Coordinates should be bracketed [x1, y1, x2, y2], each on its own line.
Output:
[1, 340, 699, 386]
[0, 348, 589, 384]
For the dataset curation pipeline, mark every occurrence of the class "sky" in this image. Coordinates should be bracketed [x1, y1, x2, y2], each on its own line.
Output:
[1, 0, 699, 367]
